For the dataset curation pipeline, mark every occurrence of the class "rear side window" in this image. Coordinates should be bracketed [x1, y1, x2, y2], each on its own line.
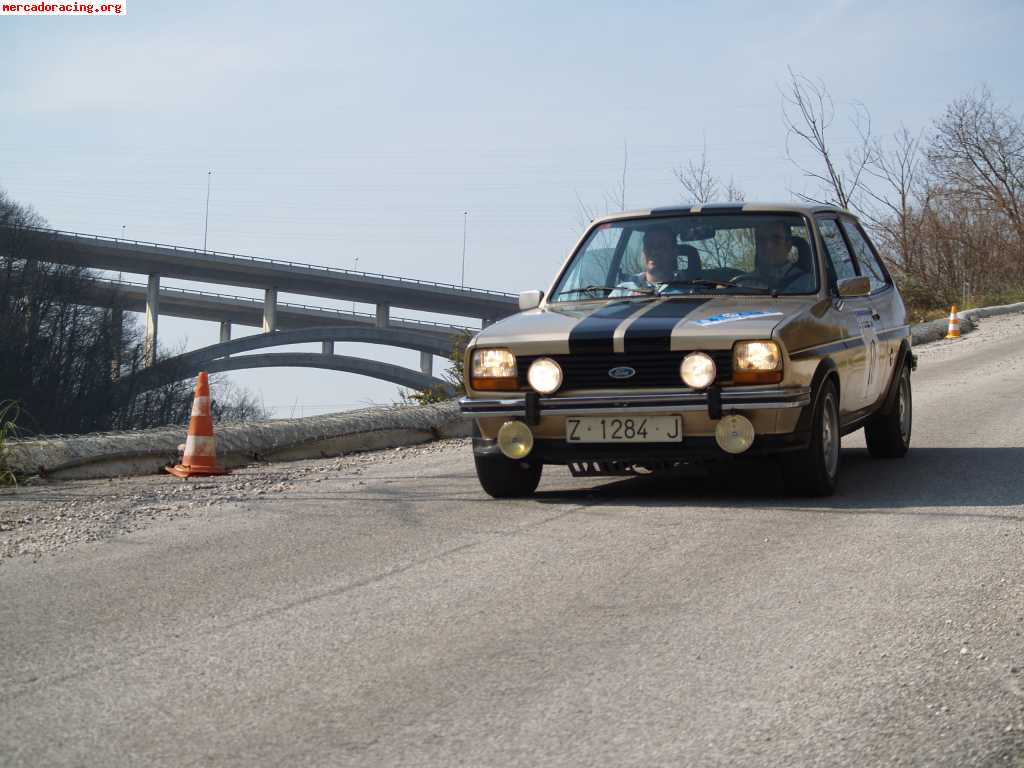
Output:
[817, 218, 858, 286]
[840, 220, 889, 293]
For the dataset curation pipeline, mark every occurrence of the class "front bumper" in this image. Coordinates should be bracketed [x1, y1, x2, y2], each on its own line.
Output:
[472, 432, 811, 466]
[462, 386, 813, 466]
[459, 386, 811, 421]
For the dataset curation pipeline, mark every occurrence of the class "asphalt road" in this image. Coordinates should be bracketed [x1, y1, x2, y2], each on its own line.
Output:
[2, 318, 1024, 767]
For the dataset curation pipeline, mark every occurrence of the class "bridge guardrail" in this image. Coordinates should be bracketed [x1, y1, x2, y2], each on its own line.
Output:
[81, 276, 477, 333]
[20, 226, 517, 300]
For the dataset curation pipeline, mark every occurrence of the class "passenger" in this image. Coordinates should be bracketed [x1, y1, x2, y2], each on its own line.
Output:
[610, 226, 678, 296]
[732, 221, 815, 292]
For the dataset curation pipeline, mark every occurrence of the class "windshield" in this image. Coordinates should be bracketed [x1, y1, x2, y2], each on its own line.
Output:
[551, 213, 819, 301]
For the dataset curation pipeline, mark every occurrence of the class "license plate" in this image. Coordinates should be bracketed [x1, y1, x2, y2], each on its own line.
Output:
[565, 415, 682, 443]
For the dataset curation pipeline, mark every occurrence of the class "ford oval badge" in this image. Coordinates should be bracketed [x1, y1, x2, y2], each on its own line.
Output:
[608, 366, 636, 380]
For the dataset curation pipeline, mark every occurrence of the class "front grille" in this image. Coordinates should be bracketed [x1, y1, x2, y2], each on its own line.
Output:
[517, 350, 733, 390]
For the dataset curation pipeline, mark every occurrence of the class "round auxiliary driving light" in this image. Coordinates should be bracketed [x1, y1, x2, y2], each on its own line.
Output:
[715, 414, 756, 455]
[497, 420, 535, 460]
[527, 357, 563, 394]
[680, 352, 717, 389]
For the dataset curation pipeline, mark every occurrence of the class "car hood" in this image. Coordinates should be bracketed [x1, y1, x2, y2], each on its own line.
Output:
[472, 295, 823, 355]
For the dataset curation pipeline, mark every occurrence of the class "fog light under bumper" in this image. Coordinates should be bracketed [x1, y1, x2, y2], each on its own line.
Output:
[715, 414, 755, 454]
[497, 420, 534, 459]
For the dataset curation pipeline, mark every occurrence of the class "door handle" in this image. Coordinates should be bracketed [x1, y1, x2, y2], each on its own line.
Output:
[871, 310, 881, 321]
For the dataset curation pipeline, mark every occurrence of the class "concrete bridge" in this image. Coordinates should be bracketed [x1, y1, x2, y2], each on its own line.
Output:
[4, 224, 515, 392]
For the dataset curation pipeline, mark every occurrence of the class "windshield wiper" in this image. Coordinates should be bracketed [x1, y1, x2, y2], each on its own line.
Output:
[657, 279, 775, 296]
[555, 284, 653, 298]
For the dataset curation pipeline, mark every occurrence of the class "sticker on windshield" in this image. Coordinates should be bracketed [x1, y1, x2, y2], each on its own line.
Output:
[693, 310, 784, 326]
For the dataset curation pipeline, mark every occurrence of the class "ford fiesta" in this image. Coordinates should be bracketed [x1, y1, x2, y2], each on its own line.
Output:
[460, 203, 915, 498]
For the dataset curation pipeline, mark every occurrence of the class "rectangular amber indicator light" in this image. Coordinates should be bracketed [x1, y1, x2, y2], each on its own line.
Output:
[733, 341, 783, 384]
[470, 348, 518, 390]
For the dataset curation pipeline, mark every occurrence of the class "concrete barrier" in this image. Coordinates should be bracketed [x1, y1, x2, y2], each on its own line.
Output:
[910, 300, 1024, 345]
[5, 401, 470, 481]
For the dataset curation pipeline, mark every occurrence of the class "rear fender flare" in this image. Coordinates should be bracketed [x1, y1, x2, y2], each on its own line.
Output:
[877, 340, 913, 416]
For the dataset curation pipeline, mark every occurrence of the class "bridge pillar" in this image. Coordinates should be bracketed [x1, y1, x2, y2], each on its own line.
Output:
[376, 303, 390, 328]
[420, 351, 432, 376]
[322, 340, 334, 355]
[110, 307, 123, 381]
[145, 275, 159, 367]
[220, 321, 232, 358]
[263, 288, 278, 332]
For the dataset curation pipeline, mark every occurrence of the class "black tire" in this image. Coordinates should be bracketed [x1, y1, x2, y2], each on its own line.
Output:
[865, 364, 912, 458]
[782, 378, 840, 497]
[474, 453, 543, 498]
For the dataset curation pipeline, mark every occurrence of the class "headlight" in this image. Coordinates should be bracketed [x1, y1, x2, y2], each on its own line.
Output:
[733, 341, 783, 384]
[470, 348, 517, 390]
[527, 357, 563, 394]
[680, 352, 717, 389]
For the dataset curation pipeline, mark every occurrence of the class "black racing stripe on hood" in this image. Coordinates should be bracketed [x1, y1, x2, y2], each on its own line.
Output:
[567, 301, 644, 354]
[622, 298, 709, 353]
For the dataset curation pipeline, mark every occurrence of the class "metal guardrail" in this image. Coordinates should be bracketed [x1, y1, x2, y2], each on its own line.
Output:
[21, 225, 516, 300]
[81, 276, 476, 332]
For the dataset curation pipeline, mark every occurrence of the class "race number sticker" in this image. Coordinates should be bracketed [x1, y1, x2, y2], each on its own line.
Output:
[693, 310, 783, 327]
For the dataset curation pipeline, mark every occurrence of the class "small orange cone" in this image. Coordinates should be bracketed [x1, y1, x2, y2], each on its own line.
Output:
[945, 305, 961, 340]
[166, 372, 229, 478]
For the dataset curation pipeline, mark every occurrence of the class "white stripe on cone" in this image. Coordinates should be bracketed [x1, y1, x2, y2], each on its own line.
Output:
[191, 396, 211, 416]
[184, 435, 217, 457]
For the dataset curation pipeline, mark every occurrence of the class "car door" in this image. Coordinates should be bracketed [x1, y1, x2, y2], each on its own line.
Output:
[816, 217, 876, 414]
[839, 218, 901, 408]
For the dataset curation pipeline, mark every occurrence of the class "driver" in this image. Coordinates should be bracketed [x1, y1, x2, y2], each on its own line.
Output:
[610, 226, 678, 296]
[732, 221, 815, 292]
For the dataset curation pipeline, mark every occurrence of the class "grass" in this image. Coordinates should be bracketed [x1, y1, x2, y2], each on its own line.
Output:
[906, 288, 1024, 325]
[0, 400, 19, 487]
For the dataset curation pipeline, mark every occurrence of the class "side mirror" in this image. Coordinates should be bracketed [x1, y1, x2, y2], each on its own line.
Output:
[836, 276, 870, 298]
[518, 289, 544, 311]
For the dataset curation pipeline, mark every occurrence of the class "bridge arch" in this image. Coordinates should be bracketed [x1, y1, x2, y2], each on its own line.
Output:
[117, 325, 461, 395]
[178, 325, 458, 366]
[205, 354, 451, 393]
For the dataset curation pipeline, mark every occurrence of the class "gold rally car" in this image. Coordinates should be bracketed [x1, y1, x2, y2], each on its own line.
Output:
[460, 203, 915, 497]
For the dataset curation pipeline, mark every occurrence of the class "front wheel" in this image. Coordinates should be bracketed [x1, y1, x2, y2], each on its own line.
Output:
[474, 453, 543, 498]
[865, 365, 912, 458]
[781, 379, 840, 497]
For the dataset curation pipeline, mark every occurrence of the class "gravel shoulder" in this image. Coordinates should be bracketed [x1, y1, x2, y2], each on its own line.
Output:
[0, 439, 470, 562]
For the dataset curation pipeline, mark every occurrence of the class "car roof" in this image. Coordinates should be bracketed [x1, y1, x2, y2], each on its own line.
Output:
[590, 201, 850, 225]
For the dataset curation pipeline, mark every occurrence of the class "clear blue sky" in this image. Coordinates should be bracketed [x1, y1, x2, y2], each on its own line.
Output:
[3, 0, 1022, 415]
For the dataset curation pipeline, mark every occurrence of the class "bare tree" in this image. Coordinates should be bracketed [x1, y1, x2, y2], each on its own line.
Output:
[1, 187, 270, 434]
[859, 125, 926, 273]
[928, 87, 1024, 249]
[575, 141, 630, 229]
[780, 68, 874, 210]
[674, 139, 746, 206]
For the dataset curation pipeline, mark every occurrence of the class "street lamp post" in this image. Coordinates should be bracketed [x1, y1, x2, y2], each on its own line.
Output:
[352, 256, 359, 312]
[118, 227, 125, 284]
[461, 210, 468, 288]
[203, 170, 213, 252]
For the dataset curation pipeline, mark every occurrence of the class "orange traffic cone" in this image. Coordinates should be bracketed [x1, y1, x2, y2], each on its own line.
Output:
[944, 305, 961, 339]
[166, 372, 229, 478]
